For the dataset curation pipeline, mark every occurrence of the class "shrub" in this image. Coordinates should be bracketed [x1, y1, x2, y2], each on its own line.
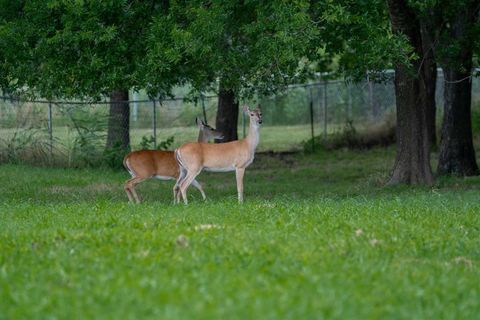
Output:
[60, 105, 107, 167]
[139, 135, 174, 150]
[0, 128, 51, 164]
[304, 117, 396, 152]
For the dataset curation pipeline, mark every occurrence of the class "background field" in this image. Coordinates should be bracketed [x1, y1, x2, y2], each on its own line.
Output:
[0, 124, 318, 153]
[1, 147, 479, 319]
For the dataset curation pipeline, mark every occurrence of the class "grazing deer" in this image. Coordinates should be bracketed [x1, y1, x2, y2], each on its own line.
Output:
[123, 118, 223, 204]
[175, 105, 262, 204]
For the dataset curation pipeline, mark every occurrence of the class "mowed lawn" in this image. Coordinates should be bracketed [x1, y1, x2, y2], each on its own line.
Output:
[1, 147, 479, 319]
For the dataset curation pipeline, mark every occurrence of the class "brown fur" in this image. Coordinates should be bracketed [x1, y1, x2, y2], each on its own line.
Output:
[123, 118, 222, 204]
[175, 107, 262, 204]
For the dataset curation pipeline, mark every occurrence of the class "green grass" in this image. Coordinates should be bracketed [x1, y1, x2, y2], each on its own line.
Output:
[1, 147, 480, 319]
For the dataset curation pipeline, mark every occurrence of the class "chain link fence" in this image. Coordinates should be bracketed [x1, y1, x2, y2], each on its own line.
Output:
[1, 70, 480, 166]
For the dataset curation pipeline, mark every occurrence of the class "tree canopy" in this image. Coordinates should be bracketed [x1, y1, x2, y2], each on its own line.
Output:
[145, 0, 318, 98]
[0, 0, 164, 99]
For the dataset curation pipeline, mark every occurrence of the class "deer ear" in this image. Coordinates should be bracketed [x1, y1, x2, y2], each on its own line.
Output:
[242, 105, 250, 113]
[196, 117, 202, 127]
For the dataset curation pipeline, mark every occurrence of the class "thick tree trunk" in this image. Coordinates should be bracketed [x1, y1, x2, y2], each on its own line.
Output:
[106, 90, 130, 153]
[215, 83, 239, 143]
[437, 7, 479, 176]
[387, 0, 433, 185]
[420, 22, 437, 147]
[437, 67, 478, 175]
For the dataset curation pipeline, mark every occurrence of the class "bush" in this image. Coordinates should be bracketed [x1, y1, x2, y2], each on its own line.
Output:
[139, 135, 174, 150]
[0, 128, 51, 164]
[304, 117, 396, 152]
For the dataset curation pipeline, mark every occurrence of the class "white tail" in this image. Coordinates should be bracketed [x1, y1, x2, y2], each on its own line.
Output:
[175, 106, 262, 204]
[123, 118, 223, 203]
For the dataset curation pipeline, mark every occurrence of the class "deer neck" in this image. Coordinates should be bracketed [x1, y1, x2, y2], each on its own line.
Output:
[245, 122, 260, 152]
[197, 131, 207, 143]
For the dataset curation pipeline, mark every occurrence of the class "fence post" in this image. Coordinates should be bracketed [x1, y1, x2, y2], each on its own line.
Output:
[323, 80, 328, 139]
[347, 84, 352, 120]
[367, 72, 378, 118]
[152, 100, 157, 148]
[48, 102, 53, 160]
[309, 87, 315, 152]
[133, 92, 138, 121]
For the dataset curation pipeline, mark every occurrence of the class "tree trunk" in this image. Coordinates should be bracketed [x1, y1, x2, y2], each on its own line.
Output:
[106, 90, 130, 153]
[420, 22, 437, 147]
[215, 83, 239, 143]
[437, 68, 478, 176]
[437, 7, 479, 176]
[387, 0, 433, 185]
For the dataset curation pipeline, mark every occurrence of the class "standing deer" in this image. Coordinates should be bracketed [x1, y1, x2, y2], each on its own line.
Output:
[123, 118, 223, 204]
[175, 105, 262, 204]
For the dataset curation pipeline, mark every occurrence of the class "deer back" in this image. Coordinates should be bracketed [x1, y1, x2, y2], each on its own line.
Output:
[124, 150, 179, 178]
[176, 139, 254, 171]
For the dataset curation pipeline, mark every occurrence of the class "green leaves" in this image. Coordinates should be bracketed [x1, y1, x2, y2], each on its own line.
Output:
[0, 0, 162, 99]
[309, 0, 413, 80]
[0, 0, 448, 100]
[145, 0, 317, 98]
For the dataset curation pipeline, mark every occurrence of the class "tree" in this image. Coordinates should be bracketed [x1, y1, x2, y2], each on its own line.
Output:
[0, 1, 27, 93]
[313, 0, 480, 183]
[432, 1, 480, 176]
[0, 1, 167, 156]
[420, 22, 438, 148]
[386, 0, 434, 184]
[146, 1, 318, 142]
[310, 0, 435, 184]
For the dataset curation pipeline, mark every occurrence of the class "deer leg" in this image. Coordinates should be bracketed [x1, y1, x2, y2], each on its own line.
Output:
[191, 179, 206, 200]
[125, 177, 145, 204]
[179, 169, 201, 205]
[174, 167, 187, 204]
[124, 184, 135, 203]
[235, 168, 245, 203]
[172, 185, 179, 204]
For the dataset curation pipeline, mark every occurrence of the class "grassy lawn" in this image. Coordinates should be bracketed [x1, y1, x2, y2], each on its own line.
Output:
[1, 147, 479, 319]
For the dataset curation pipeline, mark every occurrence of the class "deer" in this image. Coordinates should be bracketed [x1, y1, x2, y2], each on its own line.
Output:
[123, 118, 223, 204]
[174, 105, 262, 204]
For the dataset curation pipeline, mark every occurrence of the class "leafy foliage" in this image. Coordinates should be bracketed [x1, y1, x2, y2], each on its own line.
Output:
[139, 135, 174, 150]
[0, 127, 51, 163]
[59, 105, 108, 166]
[103, 141, 129, 169]
[0, 1, 168, 99]
[304, 118, 396, 152]
[309, 0, 413, 80]
[145, 1, 318, 98]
